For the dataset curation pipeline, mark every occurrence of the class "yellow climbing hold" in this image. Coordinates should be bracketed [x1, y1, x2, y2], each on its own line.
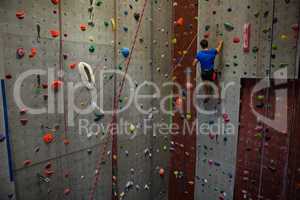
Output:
[172, 38, 177, 44]
[111, 18, 116, 31]
[129, 124, 136, 133]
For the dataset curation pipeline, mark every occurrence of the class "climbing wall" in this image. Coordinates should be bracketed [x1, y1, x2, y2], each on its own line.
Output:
[0, 0, 172, 200]
[195, 0, 300, 200]
[235, 79, 300, 200]
[168, 0, 198, 200]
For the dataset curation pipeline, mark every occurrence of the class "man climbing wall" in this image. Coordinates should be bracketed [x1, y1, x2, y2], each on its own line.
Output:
[193, 39, 223, 103]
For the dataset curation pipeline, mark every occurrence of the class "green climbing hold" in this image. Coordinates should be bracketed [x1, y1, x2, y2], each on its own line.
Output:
[224, 22, 234, 31]
[252, 46, 259, 53]
[272, 44, 278, 50]
[96, 0, 103, 6]
[89, 45, 95, 53]
[104, 21, 109, 27]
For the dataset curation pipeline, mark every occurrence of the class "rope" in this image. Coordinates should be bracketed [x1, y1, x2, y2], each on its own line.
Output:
[88, 0, 149, 199]
[257, 0, 276, 198]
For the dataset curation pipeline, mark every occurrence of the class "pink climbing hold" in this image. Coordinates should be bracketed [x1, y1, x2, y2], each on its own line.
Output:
[16, 48, 25, 58]
[64, 188, 71, 195]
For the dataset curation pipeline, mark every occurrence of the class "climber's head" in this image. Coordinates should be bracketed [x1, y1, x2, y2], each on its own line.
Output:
[200, 39, 208, 49]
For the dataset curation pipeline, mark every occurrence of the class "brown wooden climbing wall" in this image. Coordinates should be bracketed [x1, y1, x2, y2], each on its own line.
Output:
[235, 79, 300, 200]
[168, 0, 198, 200]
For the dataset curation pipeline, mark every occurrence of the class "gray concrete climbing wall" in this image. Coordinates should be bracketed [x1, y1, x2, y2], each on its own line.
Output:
[0, 0, 172, 200]
[195, 0, 300, 200]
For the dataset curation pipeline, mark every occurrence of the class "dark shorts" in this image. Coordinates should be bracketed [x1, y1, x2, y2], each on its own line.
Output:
[201, 70, 217, 81]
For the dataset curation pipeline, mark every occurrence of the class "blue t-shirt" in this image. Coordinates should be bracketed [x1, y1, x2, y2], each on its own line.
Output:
[196, 48, 218, 71]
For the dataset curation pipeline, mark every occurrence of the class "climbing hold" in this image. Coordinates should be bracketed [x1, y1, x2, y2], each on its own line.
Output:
[186, 82, 193, 89]
[224, 22, 234, 31]
[29, 48, 37, 58]
[69, 63, 76, 69]
[64, 188, 71, 196]
[51, 80, 63, 90]
[159, 168, 165, 177]
[0, 134, 6, 142]
[129, 124, 136, 133]
[20, 118, 28, 126]
[175, 97, 183, 108]
[292, 24, 299, 32]
[204, 32, 210, 38]
[89, 45, 95, 53]
[80, 24, 87, 31]
[175, 17, 184, 26]
[23, 160, 32, 166]
[63, 139, 70, 145]
[16, 48, 25, 59]
[78, 62, 95, 90]
[110, 18, 116, 31]
[43, 133, 54, 144]
[233, 37, 240, 43]
[51, 0, 59, 5]
[49, 30, 59, 38]
[121, 48, 130, 58]
[243, 23, 251, 52]
[16, 11, 25, 19]
[96, 0, 103, 6]
[134, 13, 140, 21]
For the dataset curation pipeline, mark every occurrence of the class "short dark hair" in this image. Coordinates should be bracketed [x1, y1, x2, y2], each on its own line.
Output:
[200, 39, 208, 49]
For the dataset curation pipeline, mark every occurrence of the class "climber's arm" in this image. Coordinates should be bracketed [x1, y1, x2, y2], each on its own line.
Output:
[216, 40, 224, 54]
[192, 58, 198, 67]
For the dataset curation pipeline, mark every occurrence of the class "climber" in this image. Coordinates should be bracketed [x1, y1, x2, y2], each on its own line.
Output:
[192, 39, 223, 103]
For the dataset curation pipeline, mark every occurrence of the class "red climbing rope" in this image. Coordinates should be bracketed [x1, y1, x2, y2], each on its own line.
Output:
[88, 0, 149, 199]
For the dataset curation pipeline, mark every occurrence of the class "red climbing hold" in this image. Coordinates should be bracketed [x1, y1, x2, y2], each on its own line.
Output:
[51, 0, 59, 5]
[42, 83, 48, 89]
[51, 80, 63, 90]
[44, 169, 54, 177]
[20, 118, 28, 126]
[50, 30, 60, 38]
[233, 37, 240, 43]
[43, 133, 54, 144]
[16, 11, 25, 19]
[204, 32, 210, 38]
[159, 168, 165, 177]
[29, 48, 37, 58]
[63, 139, 70, 145]
[292, 24, 299, 32]
[69, 63, 76, 69]
[80, 24, 87, 31]
[23, 160, 32, 166]
[5, 74, 12, 79]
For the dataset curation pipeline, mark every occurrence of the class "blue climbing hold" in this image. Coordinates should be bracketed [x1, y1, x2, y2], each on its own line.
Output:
[121, 48, 130, 58]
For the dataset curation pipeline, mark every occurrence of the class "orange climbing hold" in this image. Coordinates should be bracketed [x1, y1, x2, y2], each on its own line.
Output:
[29, 48, 37, 58]
[175, 17, 184, 26]
[43, 133, 54, 144]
